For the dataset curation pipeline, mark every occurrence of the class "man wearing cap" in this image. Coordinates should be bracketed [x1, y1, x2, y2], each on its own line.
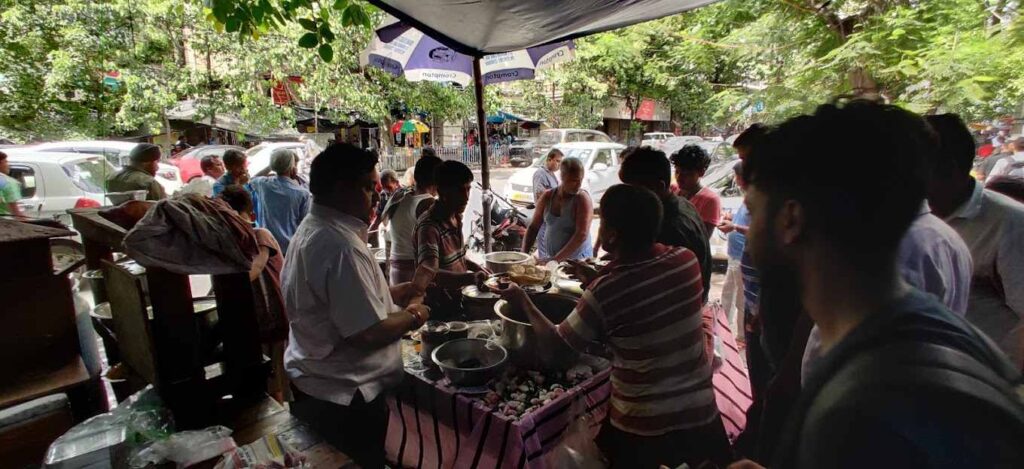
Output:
[250, 148, 312, 254]
[106, 143, 166, 201]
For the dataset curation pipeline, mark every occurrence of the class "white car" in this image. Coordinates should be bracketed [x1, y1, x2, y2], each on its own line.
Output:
[245, 140, 323, 179]
[699, 156, 744, 263]
[4, 149, 117, 223]
[659, 135, 706, 155]
[504, 142, 627, 215]
[532, 128, 613, 161]
[640, 132, 674, 148]
[32, 141, 182, 195]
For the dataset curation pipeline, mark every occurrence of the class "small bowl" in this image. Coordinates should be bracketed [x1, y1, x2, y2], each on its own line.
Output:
[431, 338, 508, 387]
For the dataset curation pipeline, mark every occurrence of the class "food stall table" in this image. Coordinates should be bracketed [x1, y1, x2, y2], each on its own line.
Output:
[386, 349, 611, 469]
[386, 300, 753, 469]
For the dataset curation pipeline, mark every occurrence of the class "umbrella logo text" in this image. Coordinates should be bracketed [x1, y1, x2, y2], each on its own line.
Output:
[428, 47, 456, 63]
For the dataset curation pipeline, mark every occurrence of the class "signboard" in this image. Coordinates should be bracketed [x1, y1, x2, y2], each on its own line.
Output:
[601, 97, 670, 121]
[271, 76, 304, 106]
[102, 70, 121, 91]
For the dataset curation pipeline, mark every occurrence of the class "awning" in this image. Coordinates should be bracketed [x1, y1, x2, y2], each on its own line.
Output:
[167, 100, 258, 135]
[486, 110, 543, 126]
[367, 0, 720, 55]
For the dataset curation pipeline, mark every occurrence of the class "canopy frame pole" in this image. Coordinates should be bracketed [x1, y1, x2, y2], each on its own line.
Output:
[473, 56, 492, 253]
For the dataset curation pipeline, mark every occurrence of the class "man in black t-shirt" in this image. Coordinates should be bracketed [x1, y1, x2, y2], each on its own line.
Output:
[733, 101, 1024, 469]
[619, 147, 711, 302]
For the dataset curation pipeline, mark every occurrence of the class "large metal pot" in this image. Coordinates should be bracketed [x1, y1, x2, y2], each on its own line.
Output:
[484, 251, 533, 274]
[494, 292, 580, 371]
[432, 338, 508, 387]
[461, 285, 500, 320]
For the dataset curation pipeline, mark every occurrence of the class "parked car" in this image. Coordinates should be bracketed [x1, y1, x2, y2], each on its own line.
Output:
[699, 157, 744, 264]
[3, 149, 116, 223]
[170, 144, 245, 182]
[640, 132, 674, 148]
[31, 141, 182, 195]
[507, 137, 536, 167]
[245, 140, 323, 179]
[504, 142, 627, 216]
[532, 128, 612, 161]
[659, 135, 706, 155]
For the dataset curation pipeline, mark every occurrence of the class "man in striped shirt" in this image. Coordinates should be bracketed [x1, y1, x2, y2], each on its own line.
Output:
[498, 184, 732, 468]
[413, 160, 488, 318]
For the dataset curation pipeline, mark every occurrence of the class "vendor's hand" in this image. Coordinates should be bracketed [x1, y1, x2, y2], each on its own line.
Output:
[405, 304, 430, 329]
[391, 281, 425, 307]
[493, 282, 530, 309]
[565, 259, 599, 288]
[718, 220, 736, 234]
[471, 270, 488, 287]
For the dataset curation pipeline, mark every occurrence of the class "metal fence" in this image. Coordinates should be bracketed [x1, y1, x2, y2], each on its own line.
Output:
[378, 145, 511, 172]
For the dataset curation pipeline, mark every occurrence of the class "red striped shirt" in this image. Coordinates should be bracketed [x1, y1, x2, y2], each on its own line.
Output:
[557, 245, 718, 436]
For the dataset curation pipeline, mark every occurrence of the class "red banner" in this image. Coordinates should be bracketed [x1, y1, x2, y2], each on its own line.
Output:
[635, 98, 657, 121]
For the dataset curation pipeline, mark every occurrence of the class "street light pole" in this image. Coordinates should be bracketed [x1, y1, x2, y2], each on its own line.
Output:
[473, 56, 492, 253]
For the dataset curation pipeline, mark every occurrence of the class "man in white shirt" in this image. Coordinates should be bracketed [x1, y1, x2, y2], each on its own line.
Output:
[178, 155, 225, 197]
[926, 115, 1024, 368]
[987, 136, 1024, 182]
[282, 143, 428, 468]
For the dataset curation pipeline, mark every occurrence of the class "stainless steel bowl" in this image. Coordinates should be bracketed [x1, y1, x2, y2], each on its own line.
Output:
[431, 338, 508, 387]
[484, 251, 533, 274]
[494, 293, 580, 371]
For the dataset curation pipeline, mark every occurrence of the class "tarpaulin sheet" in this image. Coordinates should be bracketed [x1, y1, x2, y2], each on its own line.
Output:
[368, 0, 721, 55]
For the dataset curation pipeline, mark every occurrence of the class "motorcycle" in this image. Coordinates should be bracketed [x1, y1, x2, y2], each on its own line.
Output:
[468, 185, 532, 253]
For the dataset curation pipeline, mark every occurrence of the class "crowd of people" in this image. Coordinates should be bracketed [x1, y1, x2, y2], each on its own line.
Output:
[39, 98, 1021, 468]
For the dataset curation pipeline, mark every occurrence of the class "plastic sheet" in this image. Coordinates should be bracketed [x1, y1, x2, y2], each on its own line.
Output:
[132, 425, 236, 468]
[44, 386, 172, 468]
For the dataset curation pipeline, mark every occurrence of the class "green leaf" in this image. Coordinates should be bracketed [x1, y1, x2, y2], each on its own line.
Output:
[341, 6, 355, 26]
[333, 0, 349, 11]
[225, 17, 241, 33]
[298, 32, 319, 48]
[972, 76, 998, 82]
[318, 43, 334, 62]
[320, 25, 335, 42]
[351, 5, 371, 29]
[298, 18, 317, 31]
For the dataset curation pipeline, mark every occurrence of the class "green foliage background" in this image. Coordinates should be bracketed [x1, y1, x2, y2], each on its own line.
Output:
[1, 0, 1021, 142]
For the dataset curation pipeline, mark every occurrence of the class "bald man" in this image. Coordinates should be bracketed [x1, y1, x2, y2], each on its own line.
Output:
[250, 148, 312, 254]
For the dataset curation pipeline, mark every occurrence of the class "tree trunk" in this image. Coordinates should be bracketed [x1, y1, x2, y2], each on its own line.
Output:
[162, 110, 172, 154]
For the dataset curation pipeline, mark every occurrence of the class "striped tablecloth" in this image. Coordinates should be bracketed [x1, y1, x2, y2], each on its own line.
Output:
[386, 304, 753, 469]
[386, 365, 612, 469]
[706, 301, 755, 438]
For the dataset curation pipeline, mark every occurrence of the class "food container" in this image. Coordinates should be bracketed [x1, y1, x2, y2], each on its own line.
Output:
[461, 285, 500, 320]
[447, 321, 469, 340]
[431, 338, 508, 387]
[484, 251, 533, 274]
[494, 293, 580, 372]
[419, 321, 451, 363]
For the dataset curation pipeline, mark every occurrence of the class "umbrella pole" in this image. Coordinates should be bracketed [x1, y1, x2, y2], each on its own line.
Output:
[474, 56, 492, 253]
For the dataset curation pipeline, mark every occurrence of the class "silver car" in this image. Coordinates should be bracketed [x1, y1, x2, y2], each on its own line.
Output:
[32, 140, 183, 195]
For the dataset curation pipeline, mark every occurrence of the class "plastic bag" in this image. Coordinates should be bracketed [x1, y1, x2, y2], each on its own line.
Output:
[45, 386, 173, 468]
[214, 434, 307, 469]
[131, 426, 237, 468]
[543, 401, 607, 469]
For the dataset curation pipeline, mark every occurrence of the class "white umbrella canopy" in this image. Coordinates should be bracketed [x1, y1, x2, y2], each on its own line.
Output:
[367, 0, 721, 55]
[360, 18, 575, 87]
[364, 0, 723, 252]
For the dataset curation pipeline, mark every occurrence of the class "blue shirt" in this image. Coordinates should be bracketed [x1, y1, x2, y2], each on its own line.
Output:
[213, 174, 261, 227]
[250, 175, 312, 255]
[727, 203, 750, 260]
